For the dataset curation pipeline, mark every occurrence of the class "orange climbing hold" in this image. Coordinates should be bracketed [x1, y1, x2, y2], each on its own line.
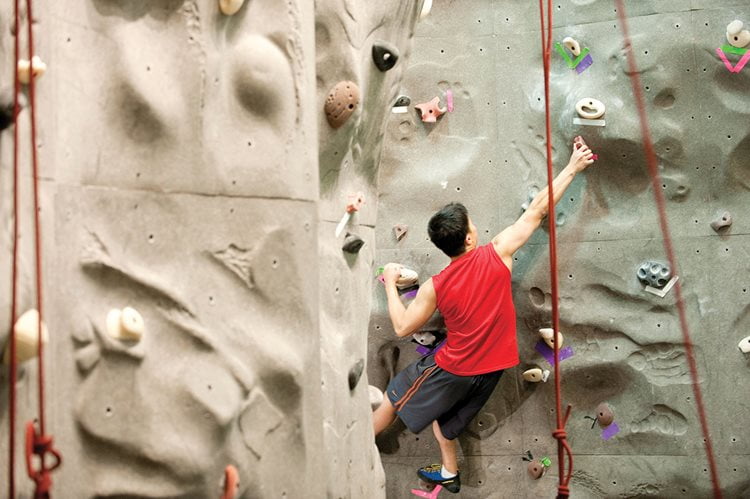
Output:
[221, 465, 240, 499]
[25, 421, 62, 499]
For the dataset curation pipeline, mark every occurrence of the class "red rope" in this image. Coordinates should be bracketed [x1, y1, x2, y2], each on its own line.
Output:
[537, 1, 574, 497]
[8, 0, 23, 496]
[613, 2, 721, 496]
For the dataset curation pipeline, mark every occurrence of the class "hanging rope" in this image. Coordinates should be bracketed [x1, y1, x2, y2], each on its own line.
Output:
[537, 1, 574, 497]
[613, 1, 722, 497]
[7, 0, 60, 496]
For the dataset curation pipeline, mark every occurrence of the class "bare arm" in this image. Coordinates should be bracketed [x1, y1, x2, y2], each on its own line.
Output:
[492, 136, 595, 268]
[382, 265, 437, 337]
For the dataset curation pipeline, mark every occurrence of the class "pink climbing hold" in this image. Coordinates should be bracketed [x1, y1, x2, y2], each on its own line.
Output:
[411, 484, 443, 498]
[415, 97, 446, 123]
[591, 153, 599, 161]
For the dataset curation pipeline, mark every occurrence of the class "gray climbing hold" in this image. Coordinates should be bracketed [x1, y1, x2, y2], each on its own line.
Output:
[0, 89, 22, 131]
[372, 41, 399, 72]
[342, 232, 365, 254]
[348, 358, 364, 390]
[710, 211, 732, 232]
[393, 224, 408, 241]
[637, 261, 672, 288]
[394, 95, 410, 108]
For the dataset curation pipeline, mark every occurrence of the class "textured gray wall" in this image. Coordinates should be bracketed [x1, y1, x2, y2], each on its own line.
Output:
[369, 1, 750, 498]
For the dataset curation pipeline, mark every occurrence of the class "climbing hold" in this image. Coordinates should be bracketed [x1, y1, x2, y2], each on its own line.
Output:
[527, 461, 545, 479]
[562, 36, 581, 57]
[419, 0, 433, 20]
[17, 56, 46, 85]
[2, 309, 49, 364]
[348, 358, 365, 390]
[637, 261, 671, 288]
[415, 97, 446, 123]
[727, 20, 750, 48]
[106, 307, 145, 342]
[393, 224, 408, 241]
[392, 95, 411, 114]
[369, 385, 384, 410]
[522, 367, 550, 383]
[738, 336, 750, 354]
[335, 192, 365, 237]
[397, 267, 419, 289]
[539, 327, 563, 349]
[575, 98, 605, 120]
[219, 0, 244, 16]
[444, 89, 454, 113]
[220, 465, 240, 499]
[596, 402, 614, 427]
[324, 81, 360, 129]
[710, 211, 732, 232]
[342, 232, 365, 254]
[372, 41, 399, 72]
[0, 89, 22, 131]
[413, 331, 438, 346]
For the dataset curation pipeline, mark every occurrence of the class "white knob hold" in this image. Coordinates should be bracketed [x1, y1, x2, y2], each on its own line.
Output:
[523, 367, 550, 383]
[576, 98, 605, 120]
[397, 267, 419, 289]
[369, 385, 384, 411]
[739, 336, 750, 354]
[539, 327, 563, 349]
[17, 56, 47, 85]
[420, 0, 433, 20]
[562, 36, 581, 57]
[219, 0, 244, 15]
[106, 307, 145, 341]
[726, 20, 750, 48]
[2, 309, 49, 364]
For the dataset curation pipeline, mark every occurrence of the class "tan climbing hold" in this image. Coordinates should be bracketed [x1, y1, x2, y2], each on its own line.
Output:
[739, 335, 750, 354]
[219, 0, 244, 15]
[397, 267, 419, 289]
[596, 402, 614, 427]
[562, 36, 581, 57]
[2, 309, 49, 364]
[415, 97, 446, 123]
[539, 327, 563, 349]
[726, 20, 750, 48]
[527, 460, 545, 479]
[575, 98, 605, 120]
[324, 81, 360, 129]
[106, 307, 145, 341]
[17, 56, 46, 85]
[419, 0, 433, 20]
[522, 367, 550, 383]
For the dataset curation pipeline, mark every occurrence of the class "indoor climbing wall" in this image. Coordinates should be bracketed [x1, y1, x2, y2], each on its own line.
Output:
[1, 0, 424, 498]
[369, 0, 750, 498]
[3, 1, 325, 497]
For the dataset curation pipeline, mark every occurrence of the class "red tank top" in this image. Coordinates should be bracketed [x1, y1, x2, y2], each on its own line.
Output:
[432, 243, 519, 375]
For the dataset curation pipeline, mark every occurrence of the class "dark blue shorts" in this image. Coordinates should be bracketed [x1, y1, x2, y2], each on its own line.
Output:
[386, 354, 503, 440]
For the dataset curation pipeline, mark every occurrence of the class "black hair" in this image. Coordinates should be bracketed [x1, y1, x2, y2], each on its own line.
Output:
[427, 203, 470, 257]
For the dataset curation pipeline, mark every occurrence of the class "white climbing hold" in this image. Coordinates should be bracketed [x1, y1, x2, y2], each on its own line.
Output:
[369, 385, 384, 411]
[419, 0, 433, 20]
[738, 336, 750, 354]
[726, 20, 750, 48]
[539, 327, 563, 349]
[575, 98, 605, 120]
[219, 0, 244, 16]
[2, 309, 49, 364]
[523, 367, 550, 383]
[562, 37, 581, 57]
[17, 56, 46, 85]
[106, 307, 145, 341]
[397, 267, 419, 289]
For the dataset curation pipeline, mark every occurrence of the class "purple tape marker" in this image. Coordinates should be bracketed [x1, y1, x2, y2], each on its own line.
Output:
[575, 54, 593, 74]
[402, 289, 418, 299]
[415, 345, 431, 355]
[535, 341, 574, 366]
[601, 421, 620, 440]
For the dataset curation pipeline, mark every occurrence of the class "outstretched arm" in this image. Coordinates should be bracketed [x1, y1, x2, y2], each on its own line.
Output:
[492, 136, 595, 268]
[382, 264, 437, 337]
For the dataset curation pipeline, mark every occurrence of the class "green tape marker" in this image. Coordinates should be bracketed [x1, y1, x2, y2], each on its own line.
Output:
[721, 44, 749, 56]
[540, 457, 552, 467]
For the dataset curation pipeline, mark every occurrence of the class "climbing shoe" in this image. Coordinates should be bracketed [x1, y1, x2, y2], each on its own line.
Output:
[417, 464, 461, 493]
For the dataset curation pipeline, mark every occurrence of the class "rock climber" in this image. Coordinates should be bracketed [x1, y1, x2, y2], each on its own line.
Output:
[372, 136, 596, 493]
